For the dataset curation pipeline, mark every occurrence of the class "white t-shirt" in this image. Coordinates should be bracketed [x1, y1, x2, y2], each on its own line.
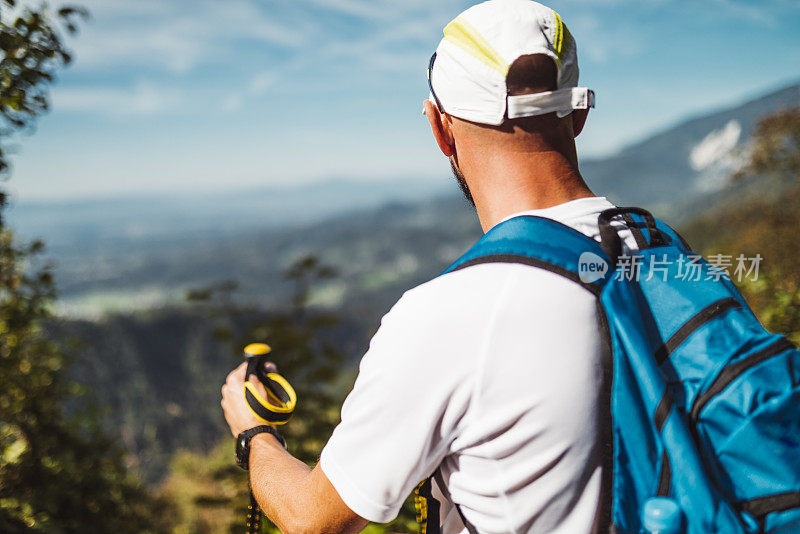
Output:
[321, 196, 635, 533]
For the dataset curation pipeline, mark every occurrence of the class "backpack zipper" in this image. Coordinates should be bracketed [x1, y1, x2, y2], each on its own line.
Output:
[689, 337, 794, 424]
[655, 297, 742, 366]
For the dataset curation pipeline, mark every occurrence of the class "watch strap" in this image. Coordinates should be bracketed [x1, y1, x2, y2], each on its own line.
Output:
[243, 425, 287, 448]
[237, 425, 286, 470]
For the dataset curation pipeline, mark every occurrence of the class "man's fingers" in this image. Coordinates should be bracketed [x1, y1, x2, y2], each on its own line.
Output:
[220, 361, 282, 412]
[233, 361, 247, 379]
[221, 366, 270, 402]
[224, 361, 277, 389]
[225, 362, 247, 386]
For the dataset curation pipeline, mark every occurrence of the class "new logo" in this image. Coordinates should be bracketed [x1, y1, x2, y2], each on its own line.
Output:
[578, 252, 609, 283]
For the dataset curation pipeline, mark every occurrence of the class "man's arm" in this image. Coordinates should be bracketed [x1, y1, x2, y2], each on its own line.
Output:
[221, 363, 368, 533]
[248, 434, 368, 533]
[222, 278, 480, 529]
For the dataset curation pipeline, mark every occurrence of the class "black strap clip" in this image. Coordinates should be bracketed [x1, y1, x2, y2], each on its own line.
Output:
[598, 206, 666, 268]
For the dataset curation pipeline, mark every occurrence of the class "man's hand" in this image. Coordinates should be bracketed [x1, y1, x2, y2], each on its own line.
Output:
[220, 361, 276, 437]
[220, 361, 368, 533]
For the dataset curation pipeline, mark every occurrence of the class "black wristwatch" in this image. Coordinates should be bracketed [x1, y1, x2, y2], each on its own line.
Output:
[235, 425, 286, 470]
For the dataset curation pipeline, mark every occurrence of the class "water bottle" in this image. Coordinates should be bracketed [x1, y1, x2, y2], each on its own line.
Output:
[641, 497, 683, 534]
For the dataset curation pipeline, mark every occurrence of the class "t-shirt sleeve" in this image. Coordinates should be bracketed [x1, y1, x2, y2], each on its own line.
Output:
[319, 285, 480, 523]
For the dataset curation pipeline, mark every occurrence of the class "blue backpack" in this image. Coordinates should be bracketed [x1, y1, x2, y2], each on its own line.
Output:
[440, 207, 800, 533]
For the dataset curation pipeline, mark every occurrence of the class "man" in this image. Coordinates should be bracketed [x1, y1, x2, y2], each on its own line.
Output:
[221, 1, 635, 532]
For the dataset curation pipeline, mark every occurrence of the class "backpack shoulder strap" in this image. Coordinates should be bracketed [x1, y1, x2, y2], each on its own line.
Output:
[442, 215, 611, 296]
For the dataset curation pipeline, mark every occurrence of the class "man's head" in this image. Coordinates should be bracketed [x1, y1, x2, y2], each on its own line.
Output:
[423, 0, 594, 212]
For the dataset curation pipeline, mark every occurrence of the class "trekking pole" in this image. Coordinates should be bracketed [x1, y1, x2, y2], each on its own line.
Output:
[241, 343, 297, 534]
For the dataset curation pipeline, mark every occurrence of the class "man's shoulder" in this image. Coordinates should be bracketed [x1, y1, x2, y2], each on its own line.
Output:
[391, 260, 591, 322]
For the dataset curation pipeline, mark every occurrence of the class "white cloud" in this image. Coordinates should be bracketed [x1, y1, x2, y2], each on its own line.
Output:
[53, 0, 795, 120]
[221, 93, 245, 113]
[55, 0, 799, 78]
[222, 58, 306, 112]
[68, 0, 310, 74]
[568, 14, 647, 64]
[709, 0, 778, 26]
[301, 0, 463, 21]
[690, 119, 742, 171]
[301, 0, 391, 21]
[217, 1, 458, 112]
[59, 0, 463, 114]
[690, 120, 746, 193]
[249, 71, 280, 93]
[53, 82, 181, 115]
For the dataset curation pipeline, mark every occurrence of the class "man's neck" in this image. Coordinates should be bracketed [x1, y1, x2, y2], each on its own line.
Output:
[467, 149, 594, 232]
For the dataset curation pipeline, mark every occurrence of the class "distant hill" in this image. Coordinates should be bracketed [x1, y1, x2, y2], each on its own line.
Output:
[47, 195, 481, 320]
[15, 80, 800, 317]
[7, 177, 450, 252]
[582, 82, 800, 216]
[44, 81, 800, 482]
[53, 305, 373, 482]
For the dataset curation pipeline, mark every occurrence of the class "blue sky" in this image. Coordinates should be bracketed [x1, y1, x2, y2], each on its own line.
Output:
[6, 0, 800, 202]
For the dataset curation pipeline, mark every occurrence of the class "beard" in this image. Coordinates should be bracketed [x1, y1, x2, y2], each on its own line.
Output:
[450, 157, 475, 207]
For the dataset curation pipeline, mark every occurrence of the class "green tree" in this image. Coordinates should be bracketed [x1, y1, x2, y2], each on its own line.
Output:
[0, 204, 173, 532]
[0, 0, 87, 177]
[736, 106, 800, 184]
[686, 106, 800, 344]
[734, 104, 800, 342]
[0, 2, 172, 531]
[167, 256, 418, 533]
[167, 256, 346, 533]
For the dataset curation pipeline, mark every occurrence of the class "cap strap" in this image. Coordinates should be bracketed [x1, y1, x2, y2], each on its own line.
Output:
[506, 87, 595, 119]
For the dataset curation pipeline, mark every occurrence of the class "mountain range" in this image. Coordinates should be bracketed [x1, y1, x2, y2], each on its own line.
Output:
[582, 81, 800, 215]
[9, 80, 800, 317]
[36, 79, 799, 481]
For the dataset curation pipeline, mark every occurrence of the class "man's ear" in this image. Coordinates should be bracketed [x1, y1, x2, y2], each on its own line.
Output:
[572, 108, 589, 138]
[423, 100, 455, 157]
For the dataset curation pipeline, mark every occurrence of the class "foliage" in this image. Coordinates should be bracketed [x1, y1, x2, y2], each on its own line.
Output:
[735, 106, 800, 184]
[159, 442, 244, 534]
[0, 0, 87, 178]
[0, 2, 175, 532]
[685, 106, 800, 343]
[165, 256, 418, 533]
[685, 189, 800, 345]
[0, 206, 174, 532]
[742, 276, 800, 346]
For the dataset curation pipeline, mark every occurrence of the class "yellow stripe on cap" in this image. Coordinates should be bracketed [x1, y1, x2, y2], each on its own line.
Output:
[552, 10, 572, 68]
[553, 11, 564, 56]
[443, 17, 509, 76]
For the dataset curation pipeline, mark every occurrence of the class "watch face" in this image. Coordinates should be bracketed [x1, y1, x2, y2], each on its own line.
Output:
[235, 434, 248, 469]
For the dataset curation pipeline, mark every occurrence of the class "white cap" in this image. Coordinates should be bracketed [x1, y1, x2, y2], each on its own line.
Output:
[427, 0, 595, 126]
